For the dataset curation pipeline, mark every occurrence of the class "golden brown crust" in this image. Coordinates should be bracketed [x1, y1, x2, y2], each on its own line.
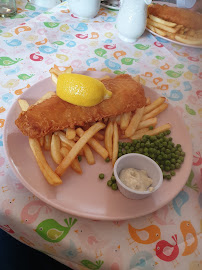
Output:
[15, 74, 146, 138]
[148, 4, 202, 30]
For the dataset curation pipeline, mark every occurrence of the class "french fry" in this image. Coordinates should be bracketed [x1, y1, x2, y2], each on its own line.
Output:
[39, 137, 44, 147]
[147, 24, 167, 37]
[147, 18, 182, 33]
[94, 132, 104, 141]
[120, 112, 131, 130]
[115, 115, 121, 125]
[105, 121, 113, 159]
[83, 144, 95, 165]
[130, 123, 171, 140]
[142, 103, 168, 121]
[133, 75, 140, 83]
[18, 98, 62, 185]
[51, 72, 58, 85]
[137, 117, 157, 130]
[61, 141, 72, 151]
[99, 75, 110, 81]
[74, 136, 80, 142]
[149, 14, 177, 27]
[55, 122, 106, 176]
[18, 99, 29, 111]
[55, 131, 76, 148]
[175, 34, 202, 45]
[51, 134, 63, 164]
[76, 128, 108, 160]
[144, 97, 166, 115]
[134, 127, 149, 135]
[66, 128, 76, 140]
[56, 131, 84, 156]
[49, 67, 63, 77]
[44, 134, 52, 151]
[34, 92, 56, 105]
[125, 107, 145, 137]
[165, 32, 176, 40]
[60, 147, 82, 174]
[29, 138, 62, 186]
[112, 122, 119, 166]
[146, 97, 151, 105]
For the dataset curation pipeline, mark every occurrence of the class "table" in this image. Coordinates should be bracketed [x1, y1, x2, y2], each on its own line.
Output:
[0, 1, 201, 269]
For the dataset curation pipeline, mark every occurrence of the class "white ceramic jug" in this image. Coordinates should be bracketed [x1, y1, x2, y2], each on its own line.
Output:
[116, 0, 152, 43]
[69, 0, 101, 19]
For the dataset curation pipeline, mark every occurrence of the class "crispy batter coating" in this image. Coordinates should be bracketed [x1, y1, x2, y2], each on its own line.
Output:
[15, 74, 146, 138]
[148, 4, 202, 30]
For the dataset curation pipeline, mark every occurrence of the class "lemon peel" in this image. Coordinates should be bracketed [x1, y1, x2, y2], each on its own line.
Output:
[56, 73, 112, 107]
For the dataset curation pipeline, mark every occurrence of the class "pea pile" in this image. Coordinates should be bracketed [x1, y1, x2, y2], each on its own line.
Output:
[118, 130, 185, 180]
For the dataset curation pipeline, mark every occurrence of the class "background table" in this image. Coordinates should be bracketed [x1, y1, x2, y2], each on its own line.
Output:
[0, 1, 201, 269]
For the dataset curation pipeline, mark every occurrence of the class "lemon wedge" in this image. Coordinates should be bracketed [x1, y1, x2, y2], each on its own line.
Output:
[56, 73, 112, 107]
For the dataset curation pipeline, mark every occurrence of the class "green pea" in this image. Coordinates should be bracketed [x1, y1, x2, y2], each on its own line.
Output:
[165, 160, 171, 166]
[125, 145, 129, 150]
[166, 174, 171, 180]
[107, 180, 113, 186]
[78, 156, 82, 162]
[99, 173, 105, 179]
[136, 143, 140, 149]
[111, 176, 116, 182]
[112, 183, 118, 190]
[149, 126, 154, 130]
[163, 142, 167, 147]
[165, 166, 170, 172]
[170, 171, 176, 176]
[105, 157, 110, 162]
[175, 163, 181, 169]
[170, 164, 175, 170]
[160, 165, 164, 171]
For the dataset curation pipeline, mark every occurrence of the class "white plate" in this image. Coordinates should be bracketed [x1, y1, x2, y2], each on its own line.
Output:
[146, 1, 202, 48]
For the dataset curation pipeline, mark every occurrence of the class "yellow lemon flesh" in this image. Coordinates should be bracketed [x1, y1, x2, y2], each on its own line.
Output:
[56, 73, 112, 107]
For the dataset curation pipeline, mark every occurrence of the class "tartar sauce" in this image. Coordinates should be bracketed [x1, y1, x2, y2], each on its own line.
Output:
[119, 168, 153, 192]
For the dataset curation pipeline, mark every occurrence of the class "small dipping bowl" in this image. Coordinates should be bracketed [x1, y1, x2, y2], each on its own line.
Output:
[114, 153, 163, 200]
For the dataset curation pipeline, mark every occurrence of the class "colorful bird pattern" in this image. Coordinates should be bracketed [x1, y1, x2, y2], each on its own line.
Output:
[155, 234, 179, 262]
[0, 1, 202, 269]
[128, 224, 161, 245]
[36, 218, 77, 243]
[129, 250, 157, 270]
[180, 221, 198, 256]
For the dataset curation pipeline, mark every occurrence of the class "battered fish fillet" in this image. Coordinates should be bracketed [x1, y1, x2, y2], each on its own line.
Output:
[148, 4, 202, 30]
[15, 74, 146, 138]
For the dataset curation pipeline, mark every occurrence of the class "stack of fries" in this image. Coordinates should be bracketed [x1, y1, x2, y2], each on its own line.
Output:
[18, 70, 171, 186]
[147, 14, 202, 45]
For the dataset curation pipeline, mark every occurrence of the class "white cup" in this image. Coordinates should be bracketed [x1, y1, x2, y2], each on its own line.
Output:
[69, 0, 101, 19]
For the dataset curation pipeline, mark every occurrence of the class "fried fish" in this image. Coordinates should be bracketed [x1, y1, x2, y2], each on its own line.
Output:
[15, 74, 146, 138]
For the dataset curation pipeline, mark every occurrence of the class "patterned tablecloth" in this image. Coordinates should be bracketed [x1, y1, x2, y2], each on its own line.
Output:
[0, 1, 201, 270]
